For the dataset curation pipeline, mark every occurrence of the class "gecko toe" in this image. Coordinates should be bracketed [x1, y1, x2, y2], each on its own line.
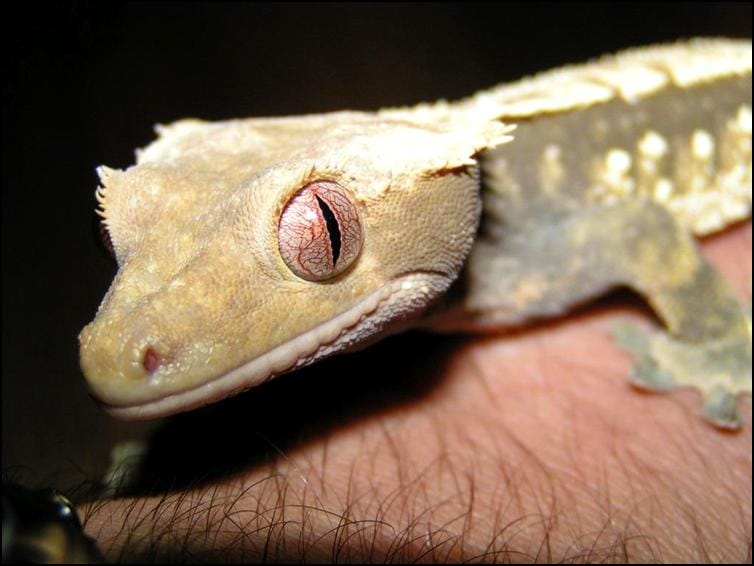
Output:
[613, 322, 677, 391]
[701, 386, 742, 430]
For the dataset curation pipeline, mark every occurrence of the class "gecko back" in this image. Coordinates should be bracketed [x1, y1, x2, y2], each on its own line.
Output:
[427, 38, 752, 428]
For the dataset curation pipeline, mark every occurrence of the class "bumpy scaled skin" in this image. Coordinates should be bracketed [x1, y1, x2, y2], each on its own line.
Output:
[80, 103, 511, 418]
[80, 38, 752, 427]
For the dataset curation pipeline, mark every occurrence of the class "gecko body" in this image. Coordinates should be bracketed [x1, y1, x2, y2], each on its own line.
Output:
[80, 39, 752, 427]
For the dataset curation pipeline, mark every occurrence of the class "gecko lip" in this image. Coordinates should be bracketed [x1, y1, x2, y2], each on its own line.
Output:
[101, 272, 441, 420]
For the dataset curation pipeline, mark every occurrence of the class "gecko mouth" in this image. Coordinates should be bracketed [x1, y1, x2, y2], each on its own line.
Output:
[102, 272, 446, 420]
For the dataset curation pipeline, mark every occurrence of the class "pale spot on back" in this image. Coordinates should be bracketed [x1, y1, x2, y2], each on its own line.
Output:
[692, 129, 715, 160]
[539, 144, 565, 195]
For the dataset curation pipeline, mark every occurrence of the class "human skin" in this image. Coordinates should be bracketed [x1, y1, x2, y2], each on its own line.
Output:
[81, 222, 752, 563]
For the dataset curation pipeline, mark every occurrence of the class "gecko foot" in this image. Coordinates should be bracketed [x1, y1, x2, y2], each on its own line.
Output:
[613, 317, 752, 430]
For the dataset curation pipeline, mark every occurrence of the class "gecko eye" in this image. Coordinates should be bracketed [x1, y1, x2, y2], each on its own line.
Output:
[278, 180, 363, 281]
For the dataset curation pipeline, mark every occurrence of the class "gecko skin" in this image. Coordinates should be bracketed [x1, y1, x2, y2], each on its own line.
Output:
[80, 39, 752, 427]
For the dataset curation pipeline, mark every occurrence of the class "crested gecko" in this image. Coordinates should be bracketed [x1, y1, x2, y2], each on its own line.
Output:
[79, 39, 752, 428]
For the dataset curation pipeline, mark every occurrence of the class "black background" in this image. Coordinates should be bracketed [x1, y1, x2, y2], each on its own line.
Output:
[3, 3, 752, 489]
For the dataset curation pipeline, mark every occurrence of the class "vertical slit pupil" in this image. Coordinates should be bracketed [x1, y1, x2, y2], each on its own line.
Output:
[315, 195, 341, 265]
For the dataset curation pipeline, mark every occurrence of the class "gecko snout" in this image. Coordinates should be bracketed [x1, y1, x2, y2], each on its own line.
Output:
[78, 315, 176, 407]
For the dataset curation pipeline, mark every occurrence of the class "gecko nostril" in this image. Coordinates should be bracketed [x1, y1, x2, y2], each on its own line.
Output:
[142, 346, 161, 374]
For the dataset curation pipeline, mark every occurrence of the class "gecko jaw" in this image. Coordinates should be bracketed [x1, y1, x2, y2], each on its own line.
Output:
[100, 271, 448, 420]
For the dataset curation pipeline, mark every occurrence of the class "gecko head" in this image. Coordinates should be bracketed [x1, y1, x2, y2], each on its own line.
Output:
[79, 106, 513, 420]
